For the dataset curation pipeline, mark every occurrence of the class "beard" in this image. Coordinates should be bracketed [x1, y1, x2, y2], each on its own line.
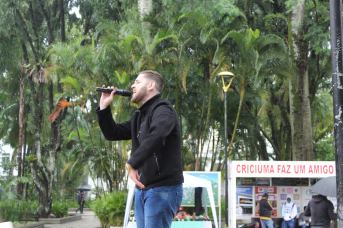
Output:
[131, 87, 147, 104]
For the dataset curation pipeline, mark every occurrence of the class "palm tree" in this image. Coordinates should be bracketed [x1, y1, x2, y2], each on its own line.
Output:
[174, 11, 247, 171]
[221, 28, 289, 160]
[48, 37, 108, 195]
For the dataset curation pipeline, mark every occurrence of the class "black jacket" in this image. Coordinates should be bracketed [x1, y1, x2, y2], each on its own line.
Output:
[304, 194, 337, 227]
[96, 94, 184, 190]
[76, 193, 83, 204]
[259, 197, 273, 220]
[76, 193, 81, 204]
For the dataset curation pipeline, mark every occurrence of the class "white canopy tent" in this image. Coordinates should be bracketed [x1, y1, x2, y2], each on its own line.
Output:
[123, 172, 220, 228]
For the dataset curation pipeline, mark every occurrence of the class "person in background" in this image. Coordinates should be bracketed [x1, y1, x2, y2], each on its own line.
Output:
[281, 195, 297, 228]
[236, 204, 243, 216]
[304, 194, 337, 228]
[258, 191, 274, 228]
[298, 206, 311, 228]
[75, 191, 85, 214]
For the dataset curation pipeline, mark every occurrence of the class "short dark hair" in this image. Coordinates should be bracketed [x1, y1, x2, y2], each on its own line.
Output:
[139, 70, 164, 93]
[80, 190, 83, 193]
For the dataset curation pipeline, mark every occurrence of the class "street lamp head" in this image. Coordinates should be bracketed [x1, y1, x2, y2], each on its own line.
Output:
[217, 71, 235, 79]
[217, 71, 236, 92]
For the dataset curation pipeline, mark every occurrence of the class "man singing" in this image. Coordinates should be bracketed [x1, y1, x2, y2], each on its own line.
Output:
[96, 70, 184, 228]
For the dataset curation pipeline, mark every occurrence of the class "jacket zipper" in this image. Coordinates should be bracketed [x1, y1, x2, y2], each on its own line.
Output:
[154, 153, 160, 175]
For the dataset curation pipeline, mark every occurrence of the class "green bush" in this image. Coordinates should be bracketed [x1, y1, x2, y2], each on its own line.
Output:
[84, 197, 94, 208]
[51, 201, 68, 218]
[67, 200, 80, 209]
[91, 191, 127, 227]
[0, 200, 39, 222]
[0, 201, 24, 222]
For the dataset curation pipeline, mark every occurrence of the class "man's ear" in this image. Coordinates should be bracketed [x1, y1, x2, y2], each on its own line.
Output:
[148, 81, 155, 91]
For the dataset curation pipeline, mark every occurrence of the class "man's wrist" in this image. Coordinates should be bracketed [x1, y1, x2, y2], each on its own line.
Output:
[100, 104, 108, 110]
[126, 163, 133, 173]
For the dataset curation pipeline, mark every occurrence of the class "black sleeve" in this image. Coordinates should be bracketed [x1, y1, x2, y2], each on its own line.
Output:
[96, 105, 132, 141]
[327, 201, 337, 220]
[128, 105, 176, 169]
[266, 200, 273, 211]
[304, 202, 311, 217]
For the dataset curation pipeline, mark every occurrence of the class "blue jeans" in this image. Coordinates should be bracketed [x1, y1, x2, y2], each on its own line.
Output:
[282, 219, 294, 228]
[262, 219, 274, 228]
[134, 184, 183, 228]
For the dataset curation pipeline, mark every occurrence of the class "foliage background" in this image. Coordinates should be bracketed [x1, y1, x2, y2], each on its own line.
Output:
[0, 0, 335, 222]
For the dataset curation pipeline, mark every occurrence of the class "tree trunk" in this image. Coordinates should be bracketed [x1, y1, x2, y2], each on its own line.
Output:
[138, 0, 153, 20]
[31, 161, 51, 218]
[60, 0, 65, 43]
[199, 83, 213, 170]
[8, 148, 17, 179]
[244, 0, 254, 29]
[38, 0, 54, 44]
[17, 69, 25, 195]
[28, 73, 52, 218]
[288, 0, 313, 161]
[195, 97, 206, 171]
[256, 132, 268, 160]
[105, 168, 113, 193]
[22, 125, 27, 198]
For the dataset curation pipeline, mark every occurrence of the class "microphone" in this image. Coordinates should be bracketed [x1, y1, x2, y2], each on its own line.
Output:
[96, 87, 132, 97]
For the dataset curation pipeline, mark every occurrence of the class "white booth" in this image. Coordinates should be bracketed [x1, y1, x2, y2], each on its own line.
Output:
[228, 161, 336, 228]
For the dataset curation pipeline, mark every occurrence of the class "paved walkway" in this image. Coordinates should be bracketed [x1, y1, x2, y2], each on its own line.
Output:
[44, 211, 101, 228]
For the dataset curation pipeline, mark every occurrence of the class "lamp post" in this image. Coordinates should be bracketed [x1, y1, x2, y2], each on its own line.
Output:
[217, 71, 235, 227]
[329, 1, 343, 227]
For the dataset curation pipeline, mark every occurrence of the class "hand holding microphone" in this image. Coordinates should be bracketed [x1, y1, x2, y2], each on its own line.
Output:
[97, 86, 131, 110]
[96, 87, 132, 96]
